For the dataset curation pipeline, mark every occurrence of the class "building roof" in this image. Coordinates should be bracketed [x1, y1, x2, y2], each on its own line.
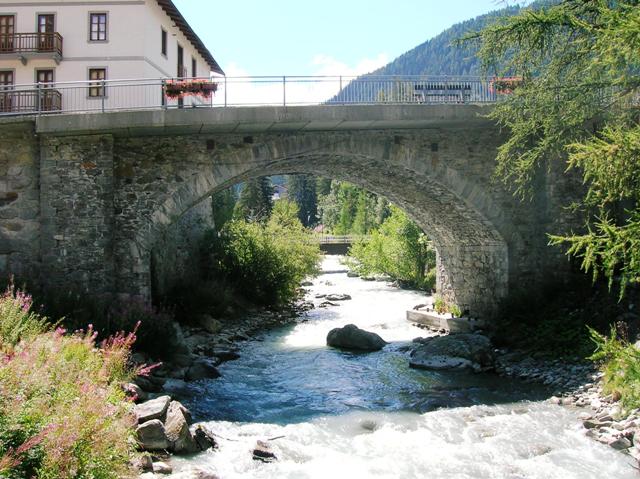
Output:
[155, 0, 224, 75]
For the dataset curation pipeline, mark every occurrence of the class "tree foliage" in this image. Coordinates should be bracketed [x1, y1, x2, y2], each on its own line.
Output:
[348, 205, 436, 290]
[211, 187, 237, 230]
[469, 0, 640, 297]
[285, 175, 318, 227]
[317, 180, 389, 234]
[234, 177, 274, 222]
[203, 200, 321, 306]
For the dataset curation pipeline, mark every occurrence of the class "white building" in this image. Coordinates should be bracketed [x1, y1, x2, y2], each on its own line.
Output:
[0, 0, 224, 113]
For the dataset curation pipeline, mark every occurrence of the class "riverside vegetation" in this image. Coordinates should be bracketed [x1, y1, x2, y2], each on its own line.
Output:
[467, 0, 640, 410]
[0, 284, 144, 479]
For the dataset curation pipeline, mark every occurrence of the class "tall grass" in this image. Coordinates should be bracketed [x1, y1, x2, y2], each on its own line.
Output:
[0, 286, 142, 479]
[590, 324, 640, 411]
[0, 282, 49, 349]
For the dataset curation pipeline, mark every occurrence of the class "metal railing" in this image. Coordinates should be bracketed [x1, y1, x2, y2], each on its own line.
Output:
[312, 234, 371, 244]
[0, 75, 502, 117]
[0, 88, 62, 113]
[0, 32, 63, 57]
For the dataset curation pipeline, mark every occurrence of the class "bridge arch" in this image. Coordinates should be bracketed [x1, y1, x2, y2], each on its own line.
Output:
[114, 130, 510, 318]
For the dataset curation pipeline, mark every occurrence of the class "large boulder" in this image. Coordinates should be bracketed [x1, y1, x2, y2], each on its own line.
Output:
[165, 401, 199, 454]
[134, 395, 171, 423]
[326, 324, 387, 351]
[136, 419, 169, 450]
[409, 333, 494, 371]
[185, 358, 221, 381]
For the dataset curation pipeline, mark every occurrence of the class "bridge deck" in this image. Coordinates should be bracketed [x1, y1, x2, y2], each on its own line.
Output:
[0, 103, 494, 137]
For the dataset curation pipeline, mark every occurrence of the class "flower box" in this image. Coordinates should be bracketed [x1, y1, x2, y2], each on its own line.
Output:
[164, 79, 218, 99]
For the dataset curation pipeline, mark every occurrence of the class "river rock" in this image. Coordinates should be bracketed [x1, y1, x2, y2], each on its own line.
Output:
[212, 349, 241, 362]
[130, 453, 153, 472]
[134, 395, 172, 423]
[409, 333, 494, 371]
[319, 301, 339, 308]
[185, 359, 221, 381]
[327, 324, 387, 351]
[134, 375, 165, 393]
[122, 382, 148, 403]
[197, 314, 223, 334]
[152, 461, 173, 474]
[253, 440, 277, 462]
[325, 293, 352, 301]
[165, 401, 199, 454]
[136, 419, 169, 450]
[192, 424, 218, 451]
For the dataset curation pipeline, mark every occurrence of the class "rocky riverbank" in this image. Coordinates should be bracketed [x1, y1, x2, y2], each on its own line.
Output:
[407, 327, 640, 465]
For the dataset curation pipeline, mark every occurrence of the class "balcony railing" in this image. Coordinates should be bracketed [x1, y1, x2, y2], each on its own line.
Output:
[0, 88, 62, 113]
[0, 32, 63, 58]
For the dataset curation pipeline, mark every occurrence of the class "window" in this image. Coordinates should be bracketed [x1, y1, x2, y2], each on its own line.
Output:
[0, 70, 14, 112]
[0, 16, 15, 52]
[37, 15, 55, 51]
[88, 68, 106, 97]
[89, 13, 107, 41]
[161, 28, 167, 56]
[191, 57, 196, 78]
[177, 44, 184, 77]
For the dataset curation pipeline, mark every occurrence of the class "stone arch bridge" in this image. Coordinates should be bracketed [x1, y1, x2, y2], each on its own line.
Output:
[0, 105, 580, 318]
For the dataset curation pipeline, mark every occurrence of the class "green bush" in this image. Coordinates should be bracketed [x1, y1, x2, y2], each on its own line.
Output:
[26, 288, 177, 360]
[590, 325, 640, 411]
[492, 278, 622, 357]
[433, 295, 447, 314]
[202, 200, 321, 306]
[348, 205, 435, 290]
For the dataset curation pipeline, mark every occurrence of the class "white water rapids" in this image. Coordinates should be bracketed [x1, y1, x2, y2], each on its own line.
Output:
[169, 256, 636, 478]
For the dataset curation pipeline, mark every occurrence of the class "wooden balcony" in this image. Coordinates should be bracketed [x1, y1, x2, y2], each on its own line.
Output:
[0, 88, 62, 113]
[0, 33, 63, 64]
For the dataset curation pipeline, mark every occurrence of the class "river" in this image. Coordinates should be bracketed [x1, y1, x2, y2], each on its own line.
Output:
[169, 256, 635, 478]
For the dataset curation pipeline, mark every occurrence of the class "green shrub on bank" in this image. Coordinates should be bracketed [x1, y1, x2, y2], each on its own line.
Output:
[25, 288, 178, 360]
[492, 279, 624, 357]
[202, 200, 321, 306]
[348, 205, 435, 290]
[590, 325, 640, 411]
[0, 286, 139, 479]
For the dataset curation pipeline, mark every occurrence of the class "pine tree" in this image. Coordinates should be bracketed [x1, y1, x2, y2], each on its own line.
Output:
[211, 187, 237, 230]
[469, 0, 640, 296]
[286, 175, 317, 227]
[234, 177, 274, 222]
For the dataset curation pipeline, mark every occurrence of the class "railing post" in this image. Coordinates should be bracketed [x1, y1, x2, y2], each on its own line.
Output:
[36, 85, 41, 115]
[101, 80, 105, 113]
[161, 79, 167, 110]
[283, 75, 286, 107]
[339, 75, 343, 104]
[224, 76, 227, 107]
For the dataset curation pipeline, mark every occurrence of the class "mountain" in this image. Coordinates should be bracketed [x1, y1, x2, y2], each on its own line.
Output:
[329, 1, 557, 103]
[370, 5, 523, 77]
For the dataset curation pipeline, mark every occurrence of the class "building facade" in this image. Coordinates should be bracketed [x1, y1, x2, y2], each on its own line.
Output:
[0, 0, 223, 112]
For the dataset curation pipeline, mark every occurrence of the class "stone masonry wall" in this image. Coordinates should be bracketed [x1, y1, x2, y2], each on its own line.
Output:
[150, 199, 213, 301]
[39, 135, 116, 295]
[0, 124, 40, 281]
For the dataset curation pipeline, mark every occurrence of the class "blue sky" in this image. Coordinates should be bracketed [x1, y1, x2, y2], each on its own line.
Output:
[173, 0, 528, 77]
